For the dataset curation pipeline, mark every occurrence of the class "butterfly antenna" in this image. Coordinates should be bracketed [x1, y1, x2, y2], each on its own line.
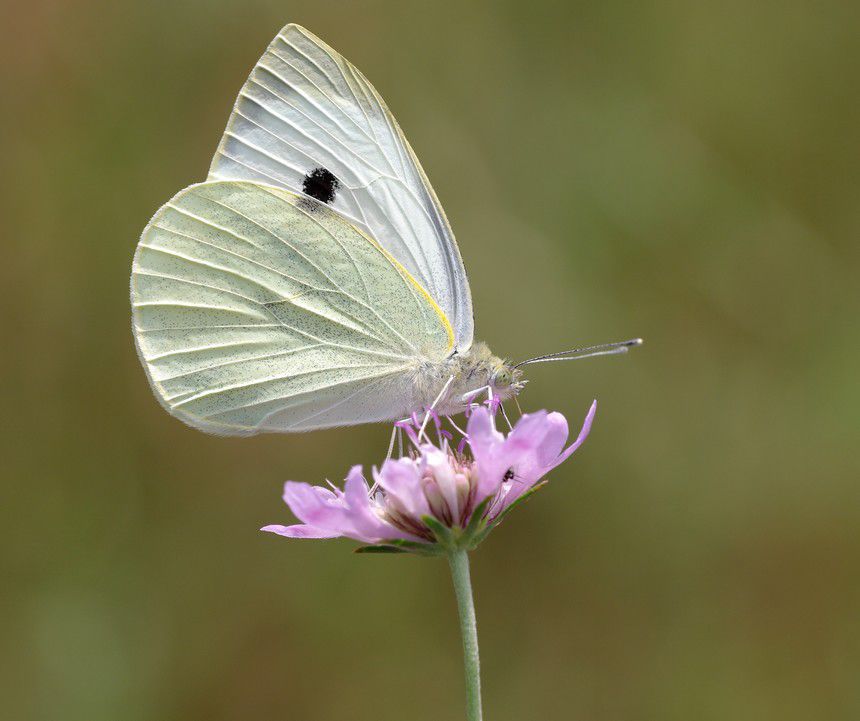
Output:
[514, 338, 643, 368]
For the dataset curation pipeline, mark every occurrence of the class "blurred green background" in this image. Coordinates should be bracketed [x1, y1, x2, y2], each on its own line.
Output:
[2, 1, 858, 719]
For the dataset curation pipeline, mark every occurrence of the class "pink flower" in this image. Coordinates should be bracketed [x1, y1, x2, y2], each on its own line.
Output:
[262, 401, 597, 553]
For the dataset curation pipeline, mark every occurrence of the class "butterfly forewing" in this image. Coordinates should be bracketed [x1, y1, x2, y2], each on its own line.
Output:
[207, 23, 474, 352]
[132, 181, 453, 434]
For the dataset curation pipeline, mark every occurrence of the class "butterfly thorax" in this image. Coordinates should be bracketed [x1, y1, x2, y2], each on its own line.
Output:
[413, 342, 523, 417]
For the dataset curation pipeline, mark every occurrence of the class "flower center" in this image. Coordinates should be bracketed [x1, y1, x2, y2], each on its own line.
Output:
[379, 454, 485, 537]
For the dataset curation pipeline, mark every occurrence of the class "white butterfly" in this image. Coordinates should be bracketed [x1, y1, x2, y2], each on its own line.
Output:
[131, 24, 638, 435]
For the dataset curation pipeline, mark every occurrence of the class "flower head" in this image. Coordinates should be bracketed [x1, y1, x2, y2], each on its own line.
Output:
[262, 401, 597, 554]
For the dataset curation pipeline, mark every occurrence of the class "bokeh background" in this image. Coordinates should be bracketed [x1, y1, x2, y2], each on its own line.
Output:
[2, 1, 858, 719]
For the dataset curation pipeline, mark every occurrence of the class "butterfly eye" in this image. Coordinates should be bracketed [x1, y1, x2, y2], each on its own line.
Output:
[492, 367, 513, 388]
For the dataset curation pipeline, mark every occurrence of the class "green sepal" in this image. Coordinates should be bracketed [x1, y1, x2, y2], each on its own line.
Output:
[386, 538, 445, 556]
[421, 515, 456, 548]
[463, 495, 493, 537]
[354, 544, 407, 554]
[355, 539, 445, 557]
[465, 525, 493, 550]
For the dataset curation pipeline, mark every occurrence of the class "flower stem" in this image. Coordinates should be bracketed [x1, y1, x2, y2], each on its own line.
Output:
[448, 549, 483, 721]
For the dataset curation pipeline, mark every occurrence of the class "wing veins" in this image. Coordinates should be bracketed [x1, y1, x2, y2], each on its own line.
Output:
[133, 301, 265, 319]
[205, 368, 402, 422]
[172, 361, 397, 410]
[142, 230, 329, 295]
[146, 339, 272, 362]
[246, 71, 387, 179]
[262, 47, 388, 163]
[257, 372, 393, 431]
[254, 185, 431, 354]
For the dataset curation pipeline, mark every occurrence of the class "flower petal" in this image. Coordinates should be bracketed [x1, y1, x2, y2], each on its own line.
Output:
[536, 412, 570, 467]
[466, 406, 504, 457]
[421, 445, 461, 520]
[554, 400, 597, 466]
[467, 407, 511, 500]
[506, 410, 551, 453]
[492, 401, 597, 514]
[374, 457, 430, 519]
[480, 411, 553, 495]
[278, 473, 393, 544]
[261, 524, 342, 539]
[282, 481, 347, 530]
[342, 466, 405, 543]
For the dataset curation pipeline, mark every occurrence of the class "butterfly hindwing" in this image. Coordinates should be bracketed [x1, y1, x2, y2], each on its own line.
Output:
[131, 180, 453, 434]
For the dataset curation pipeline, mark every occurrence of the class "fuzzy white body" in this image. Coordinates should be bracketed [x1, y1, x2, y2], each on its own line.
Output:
[407, 342, 520, 417]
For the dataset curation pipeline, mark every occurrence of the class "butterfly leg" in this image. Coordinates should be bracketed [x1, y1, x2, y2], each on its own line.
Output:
[460, 385, 511, 428]
[371, 421, 406, 493]
[447, 414, 467, 438]
[460, 384, 490, 411]
[385, 423, 398, 461]
[499, 402, 514, 430]
[417, 375, 455, 443]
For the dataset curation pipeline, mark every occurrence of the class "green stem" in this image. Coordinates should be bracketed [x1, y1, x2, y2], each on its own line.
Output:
[448, 549, 483, 721]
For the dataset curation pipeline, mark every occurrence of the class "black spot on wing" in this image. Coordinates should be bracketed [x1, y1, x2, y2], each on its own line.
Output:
[302, 168, 340, 204]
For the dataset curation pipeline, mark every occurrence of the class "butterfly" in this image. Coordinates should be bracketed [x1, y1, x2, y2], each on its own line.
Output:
[131, 24, 639, 435]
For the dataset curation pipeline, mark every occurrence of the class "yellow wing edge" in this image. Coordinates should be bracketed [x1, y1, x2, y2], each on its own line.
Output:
[351, 223, 456, 355]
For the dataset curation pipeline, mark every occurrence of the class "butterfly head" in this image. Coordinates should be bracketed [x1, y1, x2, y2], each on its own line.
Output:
[437, 343, 524, 414]
[490, 362, 524, 397]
